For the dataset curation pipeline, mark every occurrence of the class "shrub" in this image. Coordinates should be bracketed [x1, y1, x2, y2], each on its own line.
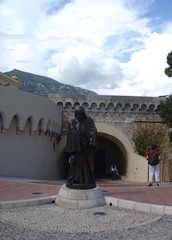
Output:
[133, 124, 167, 156]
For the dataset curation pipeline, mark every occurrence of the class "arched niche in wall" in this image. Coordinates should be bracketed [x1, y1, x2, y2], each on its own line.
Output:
[107, 103, 114, 112]
[65, 102, 72, 111]
[116, 103, 123, 112]
[82, 102, 89, 111]
[38, 117, 45, 135]
[74, 102, 80, 109]
[26, 116, 34, 136]
[156, 105, 161, 113]
[140, 104, 147, 113]
[57, 102, 63, 108]
[6, 114, 22, 135]
[124, 103, 131, 112]
[132, 104, 139, 112]
[99, 103, 106, 112]
[148, 104, 155, 113]
[7, 114, 17, 135]
[90, 102, 97, 111]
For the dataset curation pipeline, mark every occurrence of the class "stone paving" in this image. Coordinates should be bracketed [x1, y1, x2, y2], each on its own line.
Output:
[0, 178, 172, 206]
[0, 178, 172, 239]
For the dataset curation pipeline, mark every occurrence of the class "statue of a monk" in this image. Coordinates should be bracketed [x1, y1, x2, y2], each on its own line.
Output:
[66, 105, 97, 189]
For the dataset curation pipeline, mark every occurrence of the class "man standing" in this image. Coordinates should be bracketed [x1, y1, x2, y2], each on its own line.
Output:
[146, 144, 161, 186]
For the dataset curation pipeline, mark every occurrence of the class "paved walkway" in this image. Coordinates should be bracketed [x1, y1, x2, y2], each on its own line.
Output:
[0, 177, 172, 214]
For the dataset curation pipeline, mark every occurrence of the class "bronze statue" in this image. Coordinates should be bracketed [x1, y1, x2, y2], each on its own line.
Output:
[66, 105, 97, 189]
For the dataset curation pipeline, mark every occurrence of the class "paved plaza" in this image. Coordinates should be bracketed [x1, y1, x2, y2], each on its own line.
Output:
[0, 178, 172, 239]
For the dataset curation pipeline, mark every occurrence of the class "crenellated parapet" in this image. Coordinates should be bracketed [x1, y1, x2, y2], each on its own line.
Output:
[49, 93, 165, 145]
[49, 93, 163, 114]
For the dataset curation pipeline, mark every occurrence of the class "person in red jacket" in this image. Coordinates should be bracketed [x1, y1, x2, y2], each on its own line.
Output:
[146, 144, 161, 186]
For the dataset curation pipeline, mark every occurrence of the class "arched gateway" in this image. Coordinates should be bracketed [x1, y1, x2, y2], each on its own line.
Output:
[95, 123, 147, 182]
[49, 93, 163, 183]
[58, 122, 148, 182]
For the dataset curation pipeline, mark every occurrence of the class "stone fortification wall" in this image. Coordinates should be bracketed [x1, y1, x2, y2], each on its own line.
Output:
[49, 94, 162, 111]
[49, 94, 165, 145]
[49, 93, 170, 182]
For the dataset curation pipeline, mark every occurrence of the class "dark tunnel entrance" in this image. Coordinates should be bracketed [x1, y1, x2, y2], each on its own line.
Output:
[94, 135, 126, 179]
[62, 135, 127, 180]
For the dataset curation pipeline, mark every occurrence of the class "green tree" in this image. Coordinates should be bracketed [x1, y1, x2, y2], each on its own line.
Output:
[160, 95, 172, 143]
[165, 51, 172, 77]
[133, 124, 167, 156]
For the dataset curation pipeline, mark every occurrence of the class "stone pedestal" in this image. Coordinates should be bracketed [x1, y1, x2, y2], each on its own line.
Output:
[55, 184, 105, 209]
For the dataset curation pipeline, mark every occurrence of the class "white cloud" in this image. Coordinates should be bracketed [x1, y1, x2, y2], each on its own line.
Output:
[118, 33, 172, 96]
[0, 0, 172, 96]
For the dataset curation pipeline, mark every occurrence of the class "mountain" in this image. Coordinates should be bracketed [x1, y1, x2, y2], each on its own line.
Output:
[4, 69, 97, 97]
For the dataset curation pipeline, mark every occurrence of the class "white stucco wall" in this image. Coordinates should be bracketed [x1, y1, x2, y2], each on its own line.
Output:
[0, 86, 62, 180]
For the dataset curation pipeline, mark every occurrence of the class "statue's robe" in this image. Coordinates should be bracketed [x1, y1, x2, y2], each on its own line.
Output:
[66, 116, 97, 189]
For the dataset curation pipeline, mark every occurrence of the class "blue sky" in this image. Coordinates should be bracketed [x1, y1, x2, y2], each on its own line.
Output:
[1, 0, 172, 96]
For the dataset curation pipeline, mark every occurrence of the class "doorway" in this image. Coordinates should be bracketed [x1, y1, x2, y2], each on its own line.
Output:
[94, 135, 126, 178]
[94, 148, 106, 178]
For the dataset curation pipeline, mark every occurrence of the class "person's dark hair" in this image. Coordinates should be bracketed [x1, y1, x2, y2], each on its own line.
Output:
[152, 144, 156, 150]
